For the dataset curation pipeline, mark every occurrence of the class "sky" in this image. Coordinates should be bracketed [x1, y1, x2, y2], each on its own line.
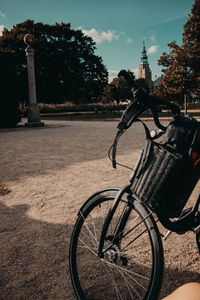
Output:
[0, 0, 195, 82]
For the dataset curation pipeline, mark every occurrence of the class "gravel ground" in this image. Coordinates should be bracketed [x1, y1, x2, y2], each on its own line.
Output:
[0, 119, 199, 299]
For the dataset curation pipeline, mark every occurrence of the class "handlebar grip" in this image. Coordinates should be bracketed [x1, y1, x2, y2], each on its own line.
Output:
[118, 70, 138, 89]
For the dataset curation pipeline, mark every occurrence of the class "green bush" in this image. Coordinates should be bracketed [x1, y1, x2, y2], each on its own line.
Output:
[33, 103, 127, 114]
[0, 51, 21, 127]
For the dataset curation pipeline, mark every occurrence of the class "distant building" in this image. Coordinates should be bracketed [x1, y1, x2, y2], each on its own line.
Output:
[138, 42, 162, 93]
[138, 42, 152, 92]
[152, 75, 162, 92]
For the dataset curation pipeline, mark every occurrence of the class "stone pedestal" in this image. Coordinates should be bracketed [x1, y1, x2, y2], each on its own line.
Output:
[25, 104, 44, 127]
[24, 35, 44, 127]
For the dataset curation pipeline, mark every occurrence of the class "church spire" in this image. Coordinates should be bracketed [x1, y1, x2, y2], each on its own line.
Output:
[138, 41, 152, 92]
[141, 41, 148, 65]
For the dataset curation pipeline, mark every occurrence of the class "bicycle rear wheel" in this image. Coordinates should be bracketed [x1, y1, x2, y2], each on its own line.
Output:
[69, 189, 164, 300]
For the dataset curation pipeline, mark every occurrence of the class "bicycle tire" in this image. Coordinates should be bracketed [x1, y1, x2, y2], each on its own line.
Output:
[69, 189, 164, 300]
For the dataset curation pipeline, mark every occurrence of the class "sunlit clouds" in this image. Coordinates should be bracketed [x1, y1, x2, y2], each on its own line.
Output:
[147, 45, 160, 54]
[78, 27, 133, 45]
[78, 27, 119, 44]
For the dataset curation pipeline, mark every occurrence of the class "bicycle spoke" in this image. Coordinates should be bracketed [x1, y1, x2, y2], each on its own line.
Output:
[121, 228, 148, 252]
[79, 211, 99, 247]
[87, 211, 103, 238]
[102, 259, 150, 281]
[118, 272, 135, 300]
[78, 237, 98, 256]
[70, 194, 163, 300]
[109, 268, 124, 300]
[79, 226, 98, 249]
[116, 267, 142, 300]
[117, 264, 149, 288]
[102, 260, 147, 299]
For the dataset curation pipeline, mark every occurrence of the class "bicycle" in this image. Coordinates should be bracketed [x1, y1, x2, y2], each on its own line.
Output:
[69, 70, 200, 300]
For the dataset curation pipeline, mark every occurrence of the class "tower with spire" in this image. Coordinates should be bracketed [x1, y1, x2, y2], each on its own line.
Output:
[138, 42, 152, 92]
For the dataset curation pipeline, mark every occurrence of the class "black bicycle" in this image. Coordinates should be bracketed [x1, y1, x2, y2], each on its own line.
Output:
[69, 70, 200, 300]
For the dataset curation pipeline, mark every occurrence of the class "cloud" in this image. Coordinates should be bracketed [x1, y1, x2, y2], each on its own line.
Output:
[150, 35, 156, 43]
[108, 70, 119, 82]
[0, 11, 5, 18]
[0, 25, 5, 36]
[147, 45, 160, 54]
[78, 27, 119, 44]
[161, 15, 186, 25]
[126, 38, 133, 43]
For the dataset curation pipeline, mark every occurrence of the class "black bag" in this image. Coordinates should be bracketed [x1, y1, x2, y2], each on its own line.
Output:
[163, 115, 199, 155]
[130, 116, 200, 218]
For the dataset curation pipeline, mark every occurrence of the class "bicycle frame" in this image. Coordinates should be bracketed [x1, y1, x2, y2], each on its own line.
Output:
[98, 185, 131, 258]
[98, 185, 200, 259]
[158, 192, 200, 234]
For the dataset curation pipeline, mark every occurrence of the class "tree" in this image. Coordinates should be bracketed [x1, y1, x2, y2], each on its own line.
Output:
[157, 0, 200, 103]
[0, 50, 21, 127]
[102, 71, 151, 104]
[0, 20, 108, 104]
[157, 42, 192, 103]
[102, 71, 137, 104]
[102, 70, 149, 105]
[183, 0, 200, 94]
[135, 78, 150, 94]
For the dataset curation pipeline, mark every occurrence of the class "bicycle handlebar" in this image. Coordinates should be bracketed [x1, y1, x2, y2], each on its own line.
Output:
[117, 70, 180, 131]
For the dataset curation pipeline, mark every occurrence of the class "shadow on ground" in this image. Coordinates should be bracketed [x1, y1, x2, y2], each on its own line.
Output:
[0, 201, 199, 299]
[0, 201, 74, 299]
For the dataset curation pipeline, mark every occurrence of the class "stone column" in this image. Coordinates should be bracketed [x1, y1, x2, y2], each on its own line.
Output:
[24, 34, 44, 127]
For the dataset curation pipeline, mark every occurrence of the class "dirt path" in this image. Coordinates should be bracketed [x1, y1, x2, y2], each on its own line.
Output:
[0, 119, 199, 299]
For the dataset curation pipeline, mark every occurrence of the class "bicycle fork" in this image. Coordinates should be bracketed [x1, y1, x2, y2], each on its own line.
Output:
[98, 185, 131, 259]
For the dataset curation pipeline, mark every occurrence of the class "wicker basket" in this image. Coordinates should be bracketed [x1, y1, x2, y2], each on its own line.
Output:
[130, 139, 197, 217]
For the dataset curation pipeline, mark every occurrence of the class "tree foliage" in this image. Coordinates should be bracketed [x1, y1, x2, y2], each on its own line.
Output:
[102, 71, 150, 104]
[157, 42, 192, 103]
[157, 0, 200, 103]
[183, 0, 200, 92]
[0, 20, 108, 104]
[135, 78, 150, 94]
[102, 78, 132, 105]
[0, 50, 21, 127]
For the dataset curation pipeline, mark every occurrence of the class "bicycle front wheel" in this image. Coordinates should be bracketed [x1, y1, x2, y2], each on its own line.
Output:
[69, 189, 163, 300]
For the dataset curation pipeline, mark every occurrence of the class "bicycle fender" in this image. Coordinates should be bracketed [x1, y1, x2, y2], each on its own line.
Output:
[78, 187, 121, 216]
